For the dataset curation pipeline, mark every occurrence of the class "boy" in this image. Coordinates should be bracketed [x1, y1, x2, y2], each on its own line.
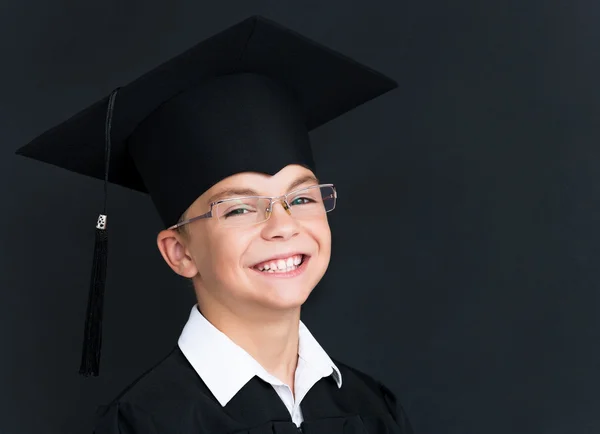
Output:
[17, 16, 413, 434]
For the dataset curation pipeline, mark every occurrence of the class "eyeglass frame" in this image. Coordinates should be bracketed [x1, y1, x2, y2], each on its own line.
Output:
[168, 183, 337, 230]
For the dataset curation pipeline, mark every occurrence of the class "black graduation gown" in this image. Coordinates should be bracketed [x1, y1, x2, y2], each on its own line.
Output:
[93, 346, 413, 434]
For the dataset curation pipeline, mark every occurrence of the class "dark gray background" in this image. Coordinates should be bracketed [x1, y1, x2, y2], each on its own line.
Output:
[2, 0, 599, 433]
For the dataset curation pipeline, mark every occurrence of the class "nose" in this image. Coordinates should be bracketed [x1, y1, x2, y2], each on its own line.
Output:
[261, 200, 299, 241]
[266, 198, 291, 217]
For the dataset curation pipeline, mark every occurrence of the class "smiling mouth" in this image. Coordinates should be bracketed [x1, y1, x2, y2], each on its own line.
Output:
[252, 254, 307, 273]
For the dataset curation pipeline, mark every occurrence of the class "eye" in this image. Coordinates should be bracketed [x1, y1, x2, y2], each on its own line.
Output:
[223, 206, 254, 218]
[289, 196, 315, 206]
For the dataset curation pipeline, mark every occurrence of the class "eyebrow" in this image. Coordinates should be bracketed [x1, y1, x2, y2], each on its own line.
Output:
[207, 174, 320, 204]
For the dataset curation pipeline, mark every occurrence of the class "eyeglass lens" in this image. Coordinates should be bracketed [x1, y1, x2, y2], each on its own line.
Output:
[214, 185, 336, 227]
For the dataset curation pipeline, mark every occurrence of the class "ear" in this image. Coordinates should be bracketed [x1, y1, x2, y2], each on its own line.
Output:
[156, 229, 199, 278]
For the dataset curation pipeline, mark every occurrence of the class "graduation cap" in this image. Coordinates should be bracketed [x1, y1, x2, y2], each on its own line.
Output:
[15, 15, 398, 377]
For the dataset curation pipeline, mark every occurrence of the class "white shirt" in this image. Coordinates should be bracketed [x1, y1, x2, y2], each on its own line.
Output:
[178, 305, 342, 427]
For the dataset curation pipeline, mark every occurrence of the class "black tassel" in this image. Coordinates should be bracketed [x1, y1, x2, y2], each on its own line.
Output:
[79, 88, 119, 377]
[79, 215, 108, 376]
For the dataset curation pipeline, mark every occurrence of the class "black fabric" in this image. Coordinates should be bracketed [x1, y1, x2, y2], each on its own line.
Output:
[14, 15, 397, 227]
[127, 73, 315, 226]
[93, 347, 413, 434]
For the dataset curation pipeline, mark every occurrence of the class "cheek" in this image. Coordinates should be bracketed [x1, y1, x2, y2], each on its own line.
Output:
[312, 219, 332, 247]
[303, 218, 332, 261]
[195, 230, 253, 280]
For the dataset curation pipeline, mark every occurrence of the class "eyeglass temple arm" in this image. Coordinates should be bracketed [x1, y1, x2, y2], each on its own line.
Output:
[168, 210, 212, 230]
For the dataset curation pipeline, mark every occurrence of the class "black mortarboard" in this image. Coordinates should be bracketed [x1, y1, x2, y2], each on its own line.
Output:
[15, 15, 398, 377]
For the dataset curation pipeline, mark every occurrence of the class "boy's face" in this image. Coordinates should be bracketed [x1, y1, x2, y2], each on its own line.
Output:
[161, 164, 331, 315]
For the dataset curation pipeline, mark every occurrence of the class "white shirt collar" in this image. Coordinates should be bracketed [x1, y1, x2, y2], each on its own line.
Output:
[178, 305, 342, 406]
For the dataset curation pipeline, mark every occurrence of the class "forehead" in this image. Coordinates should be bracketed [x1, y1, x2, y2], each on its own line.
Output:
[202, 164, 318, 203]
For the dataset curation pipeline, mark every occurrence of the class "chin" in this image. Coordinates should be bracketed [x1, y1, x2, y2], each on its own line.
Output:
[263, 285, 313, 310]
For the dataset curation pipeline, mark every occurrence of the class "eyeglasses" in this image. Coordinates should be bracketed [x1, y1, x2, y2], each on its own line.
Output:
[169, 184, 337, 229]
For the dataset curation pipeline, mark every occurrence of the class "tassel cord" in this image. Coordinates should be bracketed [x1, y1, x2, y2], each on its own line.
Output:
[79, 88, 120, 377]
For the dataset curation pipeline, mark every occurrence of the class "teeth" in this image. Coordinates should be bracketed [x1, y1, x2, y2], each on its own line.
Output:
[256, 255, 304, 272]
[264, 265, 297, 273]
